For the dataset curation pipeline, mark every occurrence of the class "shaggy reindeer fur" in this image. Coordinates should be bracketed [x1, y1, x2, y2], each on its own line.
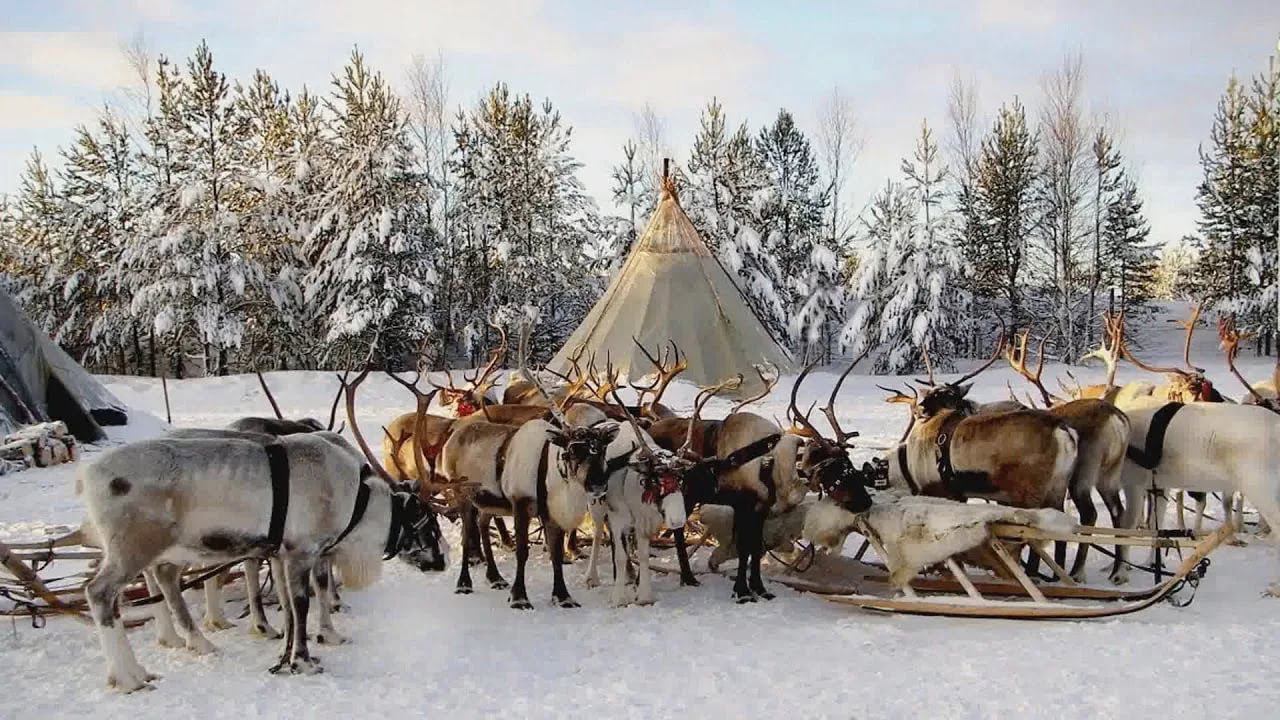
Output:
[583, 423, 687, 606]
[699, 499, 868, 573]
[857, 495, 1078, 588]
[227, 416, 325, 435]
[78, 434, 443, 691]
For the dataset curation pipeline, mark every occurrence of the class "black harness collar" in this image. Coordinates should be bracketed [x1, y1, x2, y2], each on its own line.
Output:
[536, 440, 551, 520]
[383, 493, 406, 560]
[264, 443, 290, 550]
[897, 444, 918, 494]
[326, 464, 374, 554]
[1126, 402, 1184, 471]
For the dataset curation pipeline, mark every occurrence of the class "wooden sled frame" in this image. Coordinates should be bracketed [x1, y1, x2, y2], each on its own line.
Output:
[822, 524, 1232, 620]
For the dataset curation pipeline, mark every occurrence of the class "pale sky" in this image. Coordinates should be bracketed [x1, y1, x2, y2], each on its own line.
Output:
[2, 1, 1277, 245]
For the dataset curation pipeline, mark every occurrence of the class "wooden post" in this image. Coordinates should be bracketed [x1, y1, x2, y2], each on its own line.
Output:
[0, 539, 77, 611]
[988, 539, 1048, 603]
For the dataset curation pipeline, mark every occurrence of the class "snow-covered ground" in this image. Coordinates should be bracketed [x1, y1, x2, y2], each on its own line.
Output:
[3, 305, 1279, 719]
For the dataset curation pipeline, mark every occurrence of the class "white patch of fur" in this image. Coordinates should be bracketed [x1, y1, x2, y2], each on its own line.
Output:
[858, 495, 1077, 587]
[333, 543, 383, 590]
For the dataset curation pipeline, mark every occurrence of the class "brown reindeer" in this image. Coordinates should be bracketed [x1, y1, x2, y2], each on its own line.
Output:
[1118, 304, 1226, 403]
[647, 376, 808, 600]
[1005, 329, 1134, 581]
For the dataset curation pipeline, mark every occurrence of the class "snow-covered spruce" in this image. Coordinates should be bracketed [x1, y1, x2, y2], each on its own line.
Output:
[76, 432, 448, 691]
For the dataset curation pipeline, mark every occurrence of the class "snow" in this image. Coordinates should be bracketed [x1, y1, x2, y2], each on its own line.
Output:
[2, 304, 1279, 718]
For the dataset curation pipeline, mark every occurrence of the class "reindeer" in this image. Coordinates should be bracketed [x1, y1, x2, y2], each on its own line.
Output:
[647, 372, 808, 602]
[581, 386, 689, 606]
[1116, 304, 1227, 404]
[439, 347, 620, 608]
[77, 430, 449, 692]
[1005, 330, 1134, 582]
[431, 328, 508, 417]
[882, 333, 1080, 574]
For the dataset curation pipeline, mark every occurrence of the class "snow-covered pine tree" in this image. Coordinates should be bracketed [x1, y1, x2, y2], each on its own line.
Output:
[5, 151, 65, 330]
[974, 98, 1039, 331]
[1100, 175, 1155, 315]
[685, 99, 786, 342]
[234, 69, 308, 370]
[304, 48, 435, 368]
[58, 108, 143, 371]
[756, 109, 831, 360]
[1194, 76, 1252, 314]
[609, 139, 645, 259]
[841, 181, 916, 371]
[1237, 57, 1278, 354]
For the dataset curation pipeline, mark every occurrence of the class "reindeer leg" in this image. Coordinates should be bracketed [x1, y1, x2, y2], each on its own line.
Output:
[564, 528, 582, 563]
[1068, 486, 1098, 582]
[547, 522, 579, 608]
[1099, 489, 1128, 585]
[456, 504, 476, 594]
[143, 568, 183, 648]
[202, 569, 235, 631]
[244, 559, 281, 639]
[467, 514, 485, 567]
[509, 501, 533, 610]
[731, 500, 756, 604]
[480, 515, 508, 589]
[635, 528, 655, 605]
[673, 527, 700, 587]
[153, 562, 216, 655]
[280, 553, 322, 674]
[312, 562, 346, 645]
[86, 554, 156, 692]
[268, 556, 295, 674]
[748, 506, 773, 600]
[494, 516, 515, 550]
[585, 503, 605, 588]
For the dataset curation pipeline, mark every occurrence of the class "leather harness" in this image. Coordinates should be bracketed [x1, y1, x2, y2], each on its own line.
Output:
[1126, 402, 1184, 471]
[263, 445, 383, 557]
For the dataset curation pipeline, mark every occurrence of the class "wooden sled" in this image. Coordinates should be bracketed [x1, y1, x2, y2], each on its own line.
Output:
[823, 524, 1231, 620]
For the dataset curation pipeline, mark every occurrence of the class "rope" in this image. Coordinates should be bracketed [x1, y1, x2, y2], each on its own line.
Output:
[126, 561, 241, 608]
[0, 586, 46, 628]
[768, 541, 817, 574]
[1165, 558, 1211, 608]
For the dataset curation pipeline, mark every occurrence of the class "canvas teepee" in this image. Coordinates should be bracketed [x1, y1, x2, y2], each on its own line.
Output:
[550, 166, 793, 394]
[0, 288, 128, 442]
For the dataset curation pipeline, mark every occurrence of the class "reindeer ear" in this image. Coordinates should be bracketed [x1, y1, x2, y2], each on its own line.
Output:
[955, 383, 973, 399]
[598, 423, 620, 444]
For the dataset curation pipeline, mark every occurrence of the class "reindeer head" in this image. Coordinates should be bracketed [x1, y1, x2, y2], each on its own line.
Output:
[911, 326, 1005, 419]
[1121, 304, 1217, 402]
[388, 485, 449, 572]
[549, 422, 621, 493]
[789, 357, 874, 514]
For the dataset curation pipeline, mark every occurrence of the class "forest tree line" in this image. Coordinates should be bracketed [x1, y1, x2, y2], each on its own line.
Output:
[0, 42, 1275, 377]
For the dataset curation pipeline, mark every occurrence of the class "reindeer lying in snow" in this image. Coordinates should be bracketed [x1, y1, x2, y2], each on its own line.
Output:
[78, 432, 450, 692]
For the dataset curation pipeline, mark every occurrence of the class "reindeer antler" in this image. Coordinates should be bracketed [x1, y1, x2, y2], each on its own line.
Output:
[730, 363, 779, 415]
[630, 337, 687, 414]
[1005, 329, 1059, 407]
[1121, 305, 1202, 379]
[256, 370, 285, 420]
[680, 375, 742, 457]
[789, 362, 828, 443]
[1218, 314, 1265, 404]
[954, 318, 1007, 385]
[880, 384, 920, 443]
[515, 320, 569, 427]
[324, 378, 344, 431]
[820, 348, 871, 446]
[463, 322, 508, 396]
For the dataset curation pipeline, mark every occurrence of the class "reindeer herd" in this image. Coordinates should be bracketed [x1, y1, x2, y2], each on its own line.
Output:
[73, 309, 1280, 692]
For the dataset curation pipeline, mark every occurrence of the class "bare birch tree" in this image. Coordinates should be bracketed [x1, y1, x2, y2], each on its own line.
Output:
[817, 86, 862, 250]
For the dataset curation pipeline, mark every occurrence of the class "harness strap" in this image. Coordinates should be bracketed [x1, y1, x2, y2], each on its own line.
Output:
[264, 443, 290, 550]
[383, 494, 404, 560]
[897, 444, 918, 494]
[715, 433, 782, 474]
[535, 440, 551, 520]
[326, 465, 374, 553]
[1126, 402, 1184, 471]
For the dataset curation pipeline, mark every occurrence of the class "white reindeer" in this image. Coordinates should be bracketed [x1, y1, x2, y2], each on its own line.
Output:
[77, 433, 448, 692]
[583, 414, 688, 607]
[1116, 398, 1280, 594]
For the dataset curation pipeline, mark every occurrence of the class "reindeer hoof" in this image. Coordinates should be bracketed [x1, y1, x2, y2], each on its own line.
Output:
[733, 591, 757, 604]
[754, 589, 775, 601]
[1264, 583, 1280, 598]
[291, 657, 324, 675]
[509, 597, 534, 610]
[553, 596, 580, 608]
[156, 633, 184, 649]
[316, 631, 348, 646]
[489, 578, 509, 590]
[250, 623, 283, 640]
[680, 575, 701, 588]
[1109, 572, 1130, 586]
[108, 665, 156, 693]
[455, 585, 474, 595]
[584, 575, 600, 589]
[636, 593, 656, 606]
[202, 617, 235, 632]
[186, 636, 217, 655]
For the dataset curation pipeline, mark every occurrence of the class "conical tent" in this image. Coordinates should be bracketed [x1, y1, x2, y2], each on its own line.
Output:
[550, 175, 794, 395]
[0, 288, 128, 442]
